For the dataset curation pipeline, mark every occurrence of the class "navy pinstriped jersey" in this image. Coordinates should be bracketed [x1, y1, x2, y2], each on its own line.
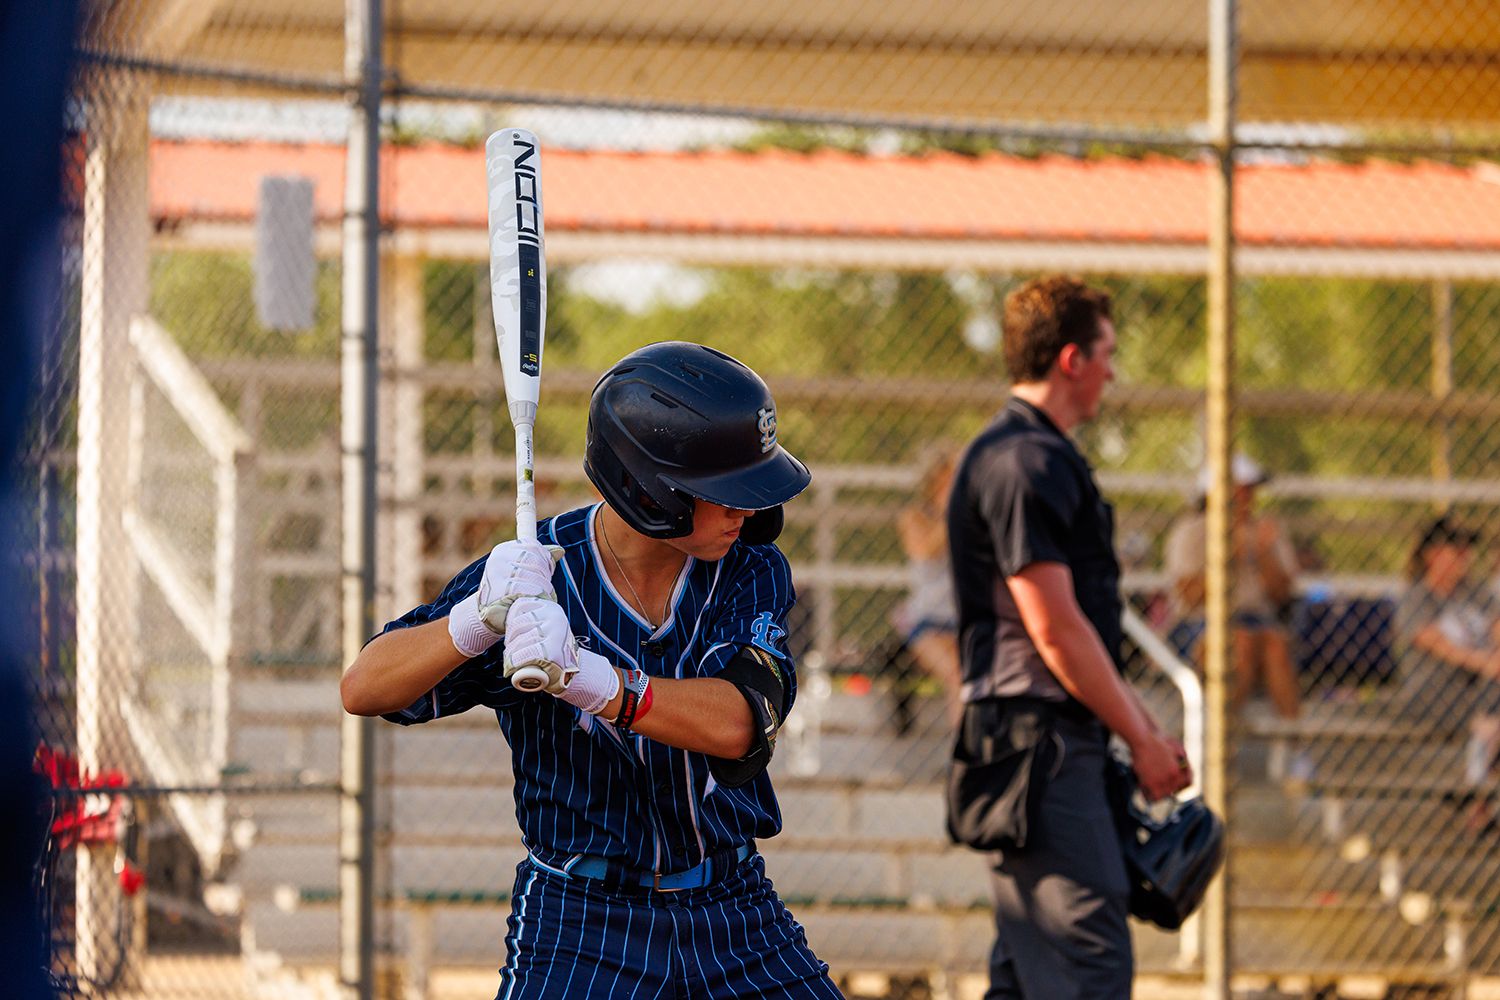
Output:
[380, 503, 799, 876]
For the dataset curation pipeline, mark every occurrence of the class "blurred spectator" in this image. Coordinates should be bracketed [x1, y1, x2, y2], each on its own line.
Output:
[891, 447, 962, 725]
[1395, 515, 1500, 831]
[1163, 453, 1303, 724]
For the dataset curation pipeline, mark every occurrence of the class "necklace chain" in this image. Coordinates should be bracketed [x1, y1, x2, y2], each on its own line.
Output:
[601, 518, 664, 628]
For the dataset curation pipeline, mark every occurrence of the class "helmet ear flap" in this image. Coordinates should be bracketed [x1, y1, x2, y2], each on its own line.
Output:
[740, 506, 785, 545]
[632, 477, 695, 538]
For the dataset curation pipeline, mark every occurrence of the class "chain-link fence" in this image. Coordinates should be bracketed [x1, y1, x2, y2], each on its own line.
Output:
[28, 3, 1500, 998]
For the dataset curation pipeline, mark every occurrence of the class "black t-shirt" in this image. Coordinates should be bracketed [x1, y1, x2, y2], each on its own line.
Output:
[946, 397, 1122, 706]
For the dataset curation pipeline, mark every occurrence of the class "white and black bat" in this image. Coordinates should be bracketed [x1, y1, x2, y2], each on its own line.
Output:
[486, 128, 550, 693]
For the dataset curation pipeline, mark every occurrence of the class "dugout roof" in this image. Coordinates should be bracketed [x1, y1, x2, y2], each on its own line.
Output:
[147, 139, 1500, 279]
[100, 0, 1500, 130]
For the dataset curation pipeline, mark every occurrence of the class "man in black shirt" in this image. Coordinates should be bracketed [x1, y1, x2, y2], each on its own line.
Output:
[948, 275, 1192, 999]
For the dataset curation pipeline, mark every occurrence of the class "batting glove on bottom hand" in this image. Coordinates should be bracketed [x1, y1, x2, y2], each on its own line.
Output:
[502, 597, 620, 714]
[448, 540, 564, 658]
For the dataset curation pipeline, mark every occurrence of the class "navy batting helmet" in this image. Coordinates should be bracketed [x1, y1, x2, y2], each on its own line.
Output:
[585, 342, 811, 544]
[1108, 756, 1225, 931]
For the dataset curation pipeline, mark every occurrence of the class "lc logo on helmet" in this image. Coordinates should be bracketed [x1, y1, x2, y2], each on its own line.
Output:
[756, 406, 777, 453]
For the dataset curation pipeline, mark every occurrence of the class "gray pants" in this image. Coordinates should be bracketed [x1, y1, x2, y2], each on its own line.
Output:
[984, 716, 1132, 1000]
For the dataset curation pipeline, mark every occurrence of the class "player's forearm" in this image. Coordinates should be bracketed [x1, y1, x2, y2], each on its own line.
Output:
[1125, 683, 1166, 739]
[1031, 616, 1157, 748]
[341, 619, 468, 717]
[1009, 564, 1156, 746]
[604, 674, 754, 758]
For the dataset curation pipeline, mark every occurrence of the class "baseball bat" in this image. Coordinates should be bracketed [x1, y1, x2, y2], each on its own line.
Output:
[486, 128, 550, 693]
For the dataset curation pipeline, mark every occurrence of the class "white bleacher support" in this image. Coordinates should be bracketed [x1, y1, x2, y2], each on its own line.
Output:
[404, 904, 434, 1000]
[387, 255, 426, 618]
[122, 314, 256, 873]
[77, 95, 149, 987]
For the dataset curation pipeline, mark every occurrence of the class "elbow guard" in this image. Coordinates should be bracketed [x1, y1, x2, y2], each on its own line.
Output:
[708, 645, 790, 788]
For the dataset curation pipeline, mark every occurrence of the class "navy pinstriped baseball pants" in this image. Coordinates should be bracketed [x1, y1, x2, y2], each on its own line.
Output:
[496, 854, 845, 999]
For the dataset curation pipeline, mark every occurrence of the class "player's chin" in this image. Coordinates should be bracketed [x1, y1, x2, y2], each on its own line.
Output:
[694, 536, 739, 561]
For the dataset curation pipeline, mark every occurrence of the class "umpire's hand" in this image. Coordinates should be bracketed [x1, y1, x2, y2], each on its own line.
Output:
[1131, 732, 1194, 802]
[448, 540, 563, 658]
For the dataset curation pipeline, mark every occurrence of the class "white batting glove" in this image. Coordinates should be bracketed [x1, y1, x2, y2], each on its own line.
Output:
[502, 597, 620, 713]
[448, 541, 564, 658]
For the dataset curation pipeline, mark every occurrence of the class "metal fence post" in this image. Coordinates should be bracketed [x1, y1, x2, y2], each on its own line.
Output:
[1203, 0, 1238, 996]
[340, 0, 382, 996]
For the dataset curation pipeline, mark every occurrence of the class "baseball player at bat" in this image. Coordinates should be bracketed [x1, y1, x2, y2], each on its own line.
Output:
[342, 342, 845, 999]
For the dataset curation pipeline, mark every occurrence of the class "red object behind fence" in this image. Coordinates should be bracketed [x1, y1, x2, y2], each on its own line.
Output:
[34, 744, 128, 849]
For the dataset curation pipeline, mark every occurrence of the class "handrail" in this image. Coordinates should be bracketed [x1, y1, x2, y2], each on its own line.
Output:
[129, 316, 253, 465]
[121, 314, 257, 874]
[1121, 604, 1205, 800]
[124, 314, 255, 664]
[120, 510, 216, 658]
[1121, 603, 1208, 969]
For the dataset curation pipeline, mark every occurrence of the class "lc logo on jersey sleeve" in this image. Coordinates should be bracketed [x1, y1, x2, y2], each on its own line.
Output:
[750, 612, 786, 658]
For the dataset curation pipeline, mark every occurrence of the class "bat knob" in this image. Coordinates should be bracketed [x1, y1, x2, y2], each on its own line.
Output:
[510, 666, 550, 693]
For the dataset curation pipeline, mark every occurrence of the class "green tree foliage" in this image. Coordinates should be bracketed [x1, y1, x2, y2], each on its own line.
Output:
[151, 251, 341, 359]
[733, 123, 875, 155]
[149, 240, 1500, 579]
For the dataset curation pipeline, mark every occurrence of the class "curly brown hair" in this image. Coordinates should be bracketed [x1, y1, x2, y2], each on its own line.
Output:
[1001, 275, 1113, 383]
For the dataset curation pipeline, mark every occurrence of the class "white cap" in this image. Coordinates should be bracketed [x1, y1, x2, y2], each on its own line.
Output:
[1198, 453, 1269, 493]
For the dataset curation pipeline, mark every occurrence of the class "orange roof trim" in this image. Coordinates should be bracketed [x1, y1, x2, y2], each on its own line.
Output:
[146, 139, 1500, 252]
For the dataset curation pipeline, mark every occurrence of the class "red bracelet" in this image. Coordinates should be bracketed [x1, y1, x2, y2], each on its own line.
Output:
[633, 675, 655, 724]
